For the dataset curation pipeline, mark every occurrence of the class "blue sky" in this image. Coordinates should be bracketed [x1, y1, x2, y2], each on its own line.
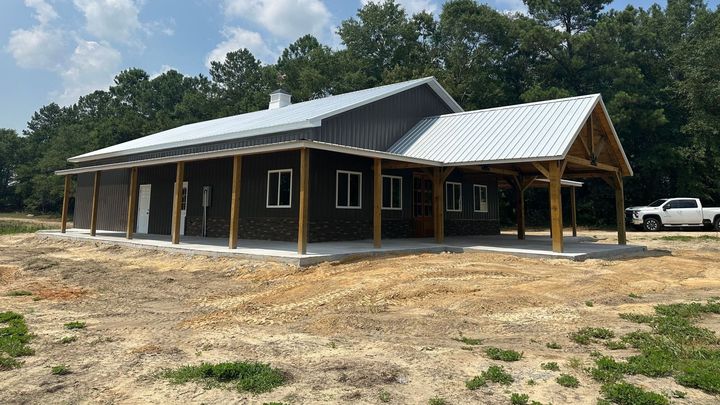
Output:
[1, 0, 718, 134]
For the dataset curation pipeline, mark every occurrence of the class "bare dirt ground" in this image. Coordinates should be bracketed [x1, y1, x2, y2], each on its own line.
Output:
[1, 227, 719, 404]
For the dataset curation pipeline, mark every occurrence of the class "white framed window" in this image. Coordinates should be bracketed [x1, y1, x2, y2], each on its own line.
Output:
[336, 170, 362, 209]
[446, 182, 462, 212]
[473, 184, 488, 212]
[381, 175, 402, 210]
[267, 169, 292, 208]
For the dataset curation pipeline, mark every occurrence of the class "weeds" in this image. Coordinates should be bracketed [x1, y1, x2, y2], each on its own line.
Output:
[485, 346, 523, 361]
[428, 397, 447, 405]
[659, 235, 720, 242]
[555, 374, 579, 388]
[570, 327, 614, 345]
[604, 340, 627, 350]
[465, 375, 486, 390]
[600, 382, 668, 405]
[5, 290, 32, 297]
[619, 313, 653, 324]
[64, 321, 86, 330]
[0, 221, 48, 235]
[453, 335, 483, 346]
[540, 362, 559, 371]
[0, 311, 34, 369]
[162, 361, 285, 394]
[585, 301, 594, 307]
[481, 365, 514, 385]
[510, 393, 529, 405]
[51, 365, 70, 375]
[378, 389, 391, 402]
[59, 336, 77, 344]
[546, 342, 562, 350]
[628, 293, 642, 299]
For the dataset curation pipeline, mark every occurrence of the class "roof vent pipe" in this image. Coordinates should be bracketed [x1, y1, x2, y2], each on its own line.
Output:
[269, 89, 291, 109]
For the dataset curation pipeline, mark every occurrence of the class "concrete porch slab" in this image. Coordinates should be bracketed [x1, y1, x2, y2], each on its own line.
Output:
[38, 229, 647, 266]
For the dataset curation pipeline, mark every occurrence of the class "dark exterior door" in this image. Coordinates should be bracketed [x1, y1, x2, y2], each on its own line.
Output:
[413, 174, 434, 237]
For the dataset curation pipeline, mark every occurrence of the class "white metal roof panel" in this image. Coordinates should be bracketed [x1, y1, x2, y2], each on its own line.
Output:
[69, 77, 462, 163]
[388, 94, 602, 165]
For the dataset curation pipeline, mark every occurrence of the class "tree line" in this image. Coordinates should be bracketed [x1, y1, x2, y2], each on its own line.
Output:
[0, 0, 718, 226]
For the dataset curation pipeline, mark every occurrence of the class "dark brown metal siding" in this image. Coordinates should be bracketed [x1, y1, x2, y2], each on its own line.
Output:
[138, 164, 176, 235]
[185, 158, 232, 219]
[72, 169, 129, 231]
[308, 149, 373, 221]
[317, 84, 455, 151]
[444, 172, 499, 221]
[241, 150, 300, 218]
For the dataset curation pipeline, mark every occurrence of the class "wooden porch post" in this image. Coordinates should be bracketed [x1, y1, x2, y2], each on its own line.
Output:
[229, 156, 242, 249]
[90, 171, 101, 236]
[126, 167, 138, 239]
[373, 158, 382, 248]
[298, 148, 310, 255]
[614, 174, 627, 245]
[61, 174, 71, 233]
[513, 177, 526, 240]
[171, 162, 185, 244]
[432, 168, 444, 243]
[570, 186, 577, 237]
[548, 161, 564, 253]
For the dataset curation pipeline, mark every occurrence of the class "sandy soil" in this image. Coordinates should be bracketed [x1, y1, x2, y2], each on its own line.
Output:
[1, 228, 719, 404]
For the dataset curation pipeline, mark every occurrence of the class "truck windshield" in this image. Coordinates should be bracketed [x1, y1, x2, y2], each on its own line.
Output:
[648, 199, 668, 207]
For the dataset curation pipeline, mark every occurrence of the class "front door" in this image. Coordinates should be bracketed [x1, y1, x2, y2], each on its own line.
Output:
[136, 184, 151, 234]
[174, 181, 188, 236]
[413, 174, 434, 237]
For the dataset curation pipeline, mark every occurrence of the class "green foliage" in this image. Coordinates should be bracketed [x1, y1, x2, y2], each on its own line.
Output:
[0, 311, 34, 368]
[378, 389, 391, 402]
[64, 321, 86, 330]
[618, 313, 653, 324]
[541, 362, 560, 371]
[453, 335, 483, 345]
[5, 290, 32, 297]
[51, 365, 70, 375]
[428, 396, 447, 405]
[659, 235, 720, 242]
[481, 365, 514, 385]
[600, 382, 668, 405]
[59, 336, 76, 344]
[0, 221, 48, 235]
[465, 375, 486, 390]
[510, 392, 529, 405]
[546, 341, 562, 349]
[570, 327, 615, 345]
[485, 346, 523, 361]
[628, 293, 642, 299]
[585, 301, 594, 307]
[162, 361, 285, 394]
[556, 374, 579, 388]
[604, 340, 627, 350]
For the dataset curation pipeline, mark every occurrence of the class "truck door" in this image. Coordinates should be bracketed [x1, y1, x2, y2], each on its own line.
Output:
[676, 199, 702, 224]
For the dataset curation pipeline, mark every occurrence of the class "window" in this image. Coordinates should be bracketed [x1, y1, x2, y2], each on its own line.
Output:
[473, 184, 488, 212]
[446, 182, 462, 212]
[382, 175, 402, 210]
[267, 169, 292, 208]
[336, 170, 362, 209]
[669, 199, 698, 209]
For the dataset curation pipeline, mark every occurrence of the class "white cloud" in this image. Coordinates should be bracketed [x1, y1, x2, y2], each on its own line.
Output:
[360, 0, 437, 15]
[224, 0, 331, 40]
[206, 27, 274, 68]
[73, 0, 141, 43]
[56, 40, 122, 105]
[150, 64, 179, 79]
[7, 27, 66, 70]
[25, 0, 59, 25]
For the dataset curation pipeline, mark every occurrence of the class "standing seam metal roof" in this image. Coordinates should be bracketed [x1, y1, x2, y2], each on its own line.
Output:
[389, 94, 631, 175]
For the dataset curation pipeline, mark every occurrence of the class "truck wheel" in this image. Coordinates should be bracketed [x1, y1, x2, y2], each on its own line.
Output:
[644, 217, 662, 232]
[715, 217, 720, 231]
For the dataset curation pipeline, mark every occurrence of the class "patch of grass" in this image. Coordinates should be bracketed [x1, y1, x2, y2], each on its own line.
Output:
[59, 336, 77, 344]
[540, 362, 560, 371]
[585, 301, 594, 307]
[378, 389, 391, 403]
[453, 335, 483, 345]
[590, 356, 626, 383]
[484, 346, 523, 361]
[162, 361, 285, 394]
[5, 290, 32, 297]
[51, 365, 70, 375]
[566, 357, 583, 370]
[619, 313, 653, 324]
[556, 374, 579, 388]
[671, 390, 686, 398]
[605, 340, 627, 350]
[0, 311, 34, 364]
[675, 359, 720, 393]
[628, 293, 642, 299]
[481, 365, 514, 385]
[570, 327, 615, 345]
[0, 220, 48, 235]
[510, 393, 529, 405]
[546, 341, 562, 350]
[465, 375, 486, 390]
[600, 382, 668, 405]
[64, 321, 86, 330]
[659, 235, 720, 242]
[428, 396, 447, 405]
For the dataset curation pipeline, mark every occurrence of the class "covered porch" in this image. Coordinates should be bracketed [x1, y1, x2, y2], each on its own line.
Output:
[39, 228, 646, 266]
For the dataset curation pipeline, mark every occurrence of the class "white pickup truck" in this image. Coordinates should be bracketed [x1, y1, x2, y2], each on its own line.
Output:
[626, 198, 720, 231]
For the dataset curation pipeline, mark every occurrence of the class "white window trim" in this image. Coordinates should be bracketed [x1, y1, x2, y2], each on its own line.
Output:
[381, 175, 403, 210]
[266, 169, 292, 208]
[446, 181, 462, 212]
[473, 184, 488, 213]
[336, 170, 362, 209]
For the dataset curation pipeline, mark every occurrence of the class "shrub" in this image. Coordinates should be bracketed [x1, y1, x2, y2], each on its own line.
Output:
[485, 346, 523, 361]
[162, 361, 285, 394]
[481, 365, 513, 385]
[541, 362, 559, 371]
[556, 374, 579, 388]
[51, 365, 70, 375]
[585, 301, 594, 307]
[465, 375, 486, 390]
[601, 382, 668, 405]
[510, 393, 529, 405]
[570, 327, 614, 345]
[590, 356, 626, 383]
